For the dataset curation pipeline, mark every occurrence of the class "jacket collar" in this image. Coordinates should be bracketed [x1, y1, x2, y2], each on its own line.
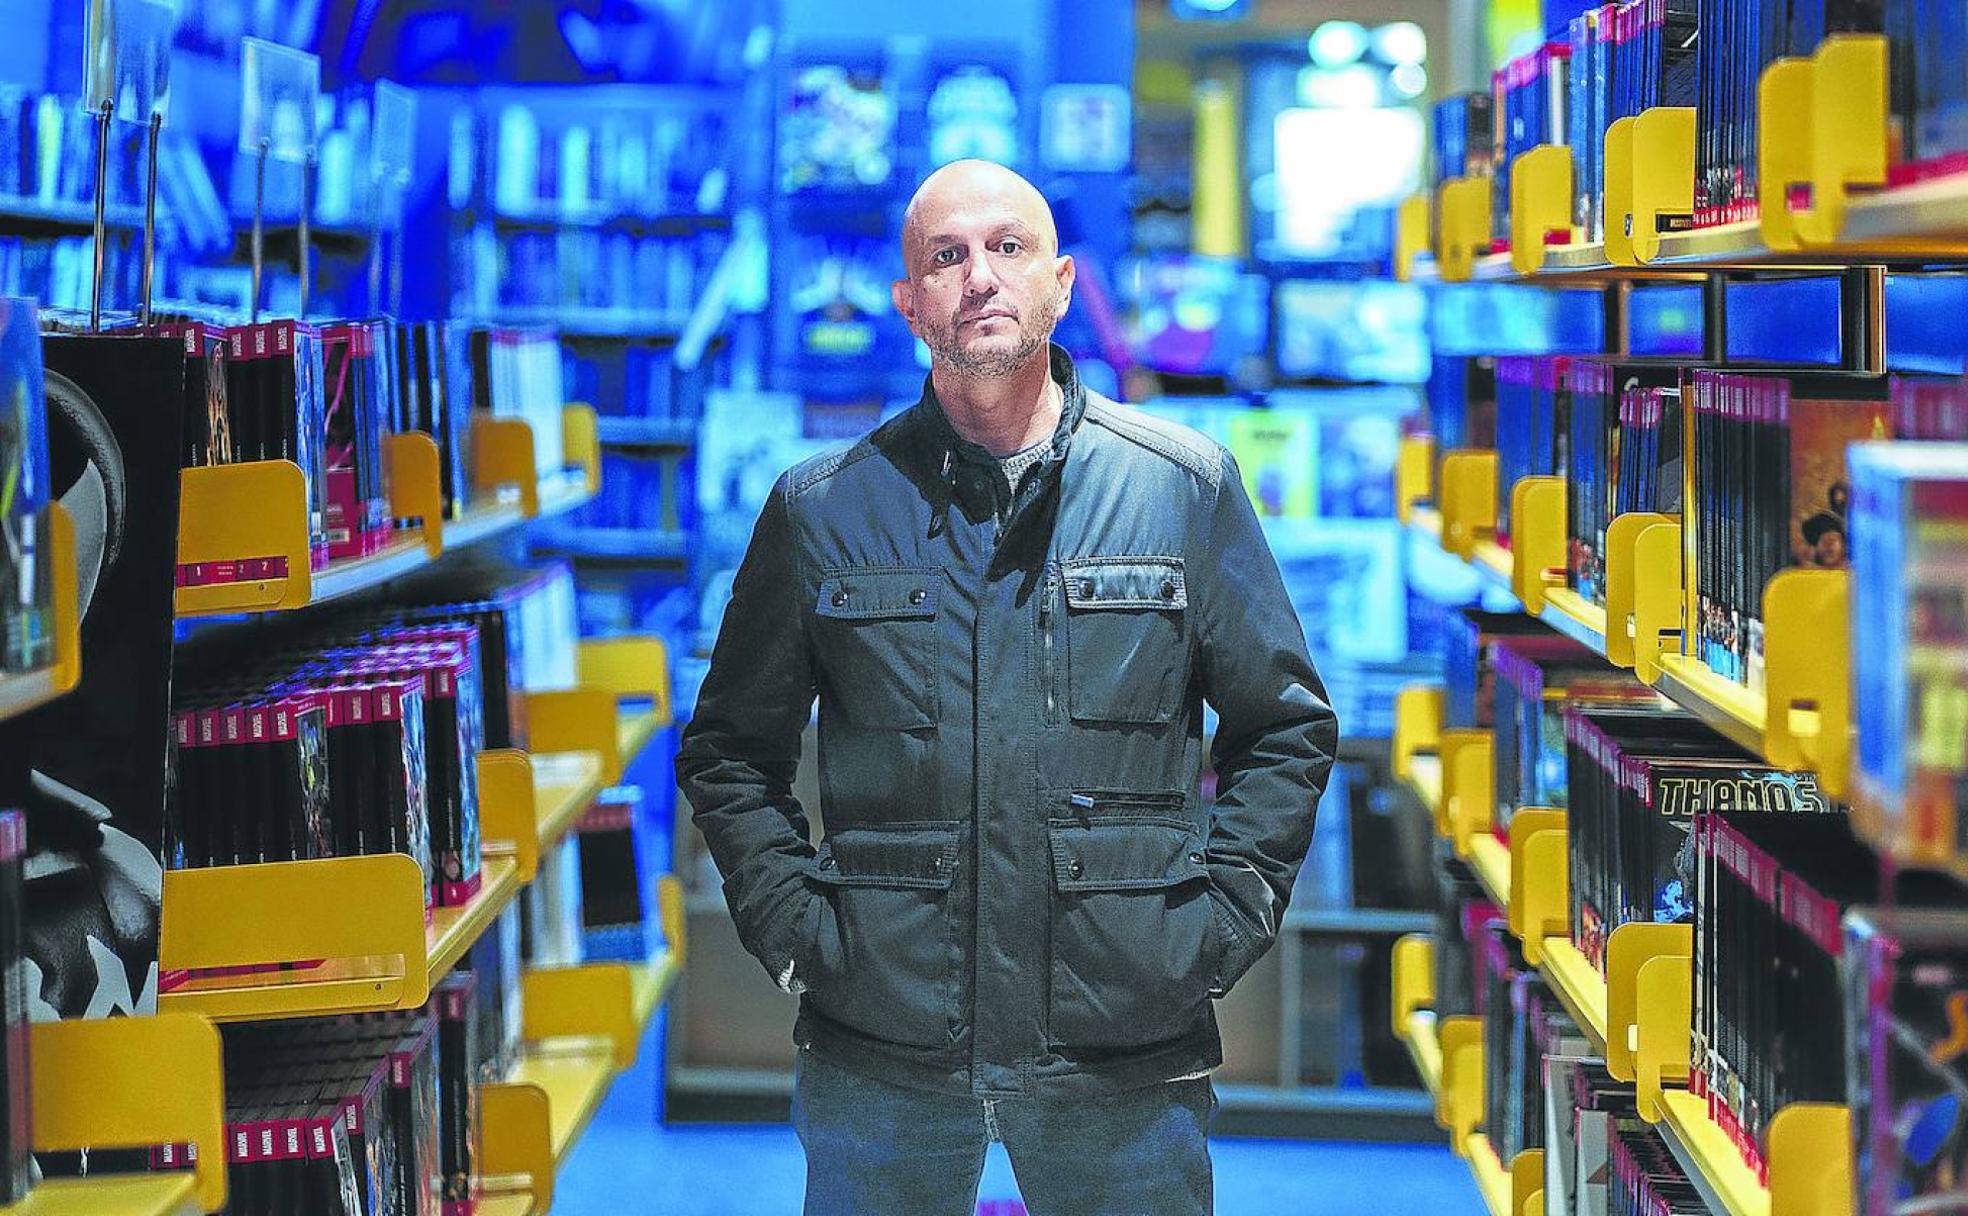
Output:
[915, 342, 1088, 474]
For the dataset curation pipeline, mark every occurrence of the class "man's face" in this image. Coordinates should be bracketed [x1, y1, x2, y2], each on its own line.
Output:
[893, 164, 1074, 378]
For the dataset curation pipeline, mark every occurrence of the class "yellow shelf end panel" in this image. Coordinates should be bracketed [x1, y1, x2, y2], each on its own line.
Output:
[1392, 685, 1444, 783]
[1391, 934, 1436, 1038]
[1396, 192, 1431, 282]
[479, 1078, 555, 1216]
[159, 853, 520, 1022]
[1633, 953, 1694, 1122]
[577, 634, 674, 729]
[1658, 1090, 1772, 1216]
[1758, 55, 1817, 252]
[1444, 732, 1497, 857]
[1629, 108, 1697, 264]
[1767, 1104, 1854, 1216]
[1510, 146, 1575, 275]
[471, 417, 544, 518]
[1438, 1016, 1484, 1136]
[1539, 937, 1610, 1056]
[1396, 435, 1436, 526]
[1603, 513, 1680, 673]
[1505, 810, 1568, 963]
[1605, 922, 1693, 1084]
[1763, 568, 1852, 797]
[477, 749, 604, 884]
[1509, 478, 1568, 613]
[1510, 1150, 1545, 1216]
[383, 431, 445, 558]
[28, 1014, 228, 1214]
[563, 404, 602, 497]
[1798, 35, 1890, 249]
[1464, 1133, 1512, 1216]
[175, 460, 314, 614]
[1438, 177, 1494, 282]
[521, 952, 681, 1071]
[1439, 451, 1500, 560]
[0, 1177, 201, 1216]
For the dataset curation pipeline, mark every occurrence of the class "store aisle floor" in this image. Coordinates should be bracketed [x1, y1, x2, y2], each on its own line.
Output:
[556, 1041, 1486, 1215]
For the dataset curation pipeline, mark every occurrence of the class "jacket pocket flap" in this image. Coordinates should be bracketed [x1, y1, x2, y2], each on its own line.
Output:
[1060, 557, 1187, 611]
[1048, 820, 1208, 892]
[812, 826, 959, 889]
[815, 569, 940, 620]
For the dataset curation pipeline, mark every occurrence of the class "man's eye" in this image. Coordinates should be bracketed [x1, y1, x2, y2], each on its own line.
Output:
[998, 240, 1021, 255]
[933, 248, 959, 266]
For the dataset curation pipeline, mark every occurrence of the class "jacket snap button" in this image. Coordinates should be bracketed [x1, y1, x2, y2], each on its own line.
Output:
[819, 856, 836, 870]
[830, 589, 849, 607]
[1161, 578, 1178, 600]
[910, 588, 927, 606]
[1067, 859, 1084, 879]
[1188, 851, 1205, 865]
[929, 856, 944, 874]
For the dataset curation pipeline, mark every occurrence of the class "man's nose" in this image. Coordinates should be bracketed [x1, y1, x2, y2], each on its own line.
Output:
[963, 248, 999, 296]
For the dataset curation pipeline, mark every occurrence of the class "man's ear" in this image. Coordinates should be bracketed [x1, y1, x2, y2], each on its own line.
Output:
[1054, 253, 1076, 312]
[892, 277, 916, 326]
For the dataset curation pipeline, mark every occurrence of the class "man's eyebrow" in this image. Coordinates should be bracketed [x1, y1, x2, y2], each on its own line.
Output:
[919, 221, 1041, 248]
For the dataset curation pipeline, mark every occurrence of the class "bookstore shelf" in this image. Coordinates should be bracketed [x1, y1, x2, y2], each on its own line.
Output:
[0, 1177, 200, 1216]
[1651, 654, 1768, 757]
[1537, 938, 1611, 1055]
[0, 504, 80, 725]
[1469, 540, 1513, 591]
[1399, 1010, 1443, 1096]
[1467, 835, 1513, 912]
[595, 416, 697, 449]
[1839, 171, 1968, 245]
[530, 524, 692, 564]
[1657, 1090, 1770, 1216]
[1464, 1133, 1513, 1216]
[0, 193, 145, 237]
[1538, 588, 1609, 654]
[1404, 755, 1444, 818]
[480, 748, 608, 884]
[157, 853, 522, 1023]
[16, 1014, 228, 1215]
[534, 751, 609, 859]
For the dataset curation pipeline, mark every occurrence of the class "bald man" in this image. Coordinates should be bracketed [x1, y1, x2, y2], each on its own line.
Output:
[678, 161, 1337, 1216]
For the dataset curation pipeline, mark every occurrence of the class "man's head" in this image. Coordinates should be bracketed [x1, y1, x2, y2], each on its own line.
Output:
[893, 160, 1074, 378]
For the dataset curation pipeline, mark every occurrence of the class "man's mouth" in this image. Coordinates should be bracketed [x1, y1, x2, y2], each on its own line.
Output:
[959, 310, 1016, 327]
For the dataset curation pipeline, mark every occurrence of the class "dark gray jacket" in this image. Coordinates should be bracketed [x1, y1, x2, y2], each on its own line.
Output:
[677, 347, 1338, 1098]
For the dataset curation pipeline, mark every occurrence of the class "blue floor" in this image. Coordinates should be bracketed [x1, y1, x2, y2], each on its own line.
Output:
[554, 1030, 1486, 1215]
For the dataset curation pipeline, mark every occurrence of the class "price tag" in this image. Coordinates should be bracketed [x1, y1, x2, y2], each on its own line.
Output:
[83, 0, 178, 124]
[240, 37, 321, 162]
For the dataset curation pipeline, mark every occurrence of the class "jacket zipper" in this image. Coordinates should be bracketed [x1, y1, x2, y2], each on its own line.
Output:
[1040, 569, 1058, 724]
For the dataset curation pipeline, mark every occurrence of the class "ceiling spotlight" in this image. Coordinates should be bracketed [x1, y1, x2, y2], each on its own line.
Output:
[1308, 21, 1370, 67]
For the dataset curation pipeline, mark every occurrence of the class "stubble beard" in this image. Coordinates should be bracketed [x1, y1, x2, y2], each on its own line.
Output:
[927, 291, 1061, 378]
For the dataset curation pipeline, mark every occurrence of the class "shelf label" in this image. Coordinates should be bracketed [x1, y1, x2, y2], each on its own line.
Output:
[83, 0, 177, 123]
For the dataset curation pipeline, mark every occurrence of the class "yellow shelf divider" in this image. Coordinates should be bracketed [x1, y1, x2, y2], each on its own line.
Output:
[520, 950, 682, 1071]
[531, 635, 674, 785]
[1605, 923, 1692, 1084]
[1604, 513, 1680, 673]
[1628, 108, 1698, 264]
[577, 635, 674, 727]
[1392, 684, 1444, 783]
[175, 460, 316, 614]
[1509, 477, 1568, 612]
[1633, 952, 1694, 1122]
[1396, 435, 1436, 526]
[1392, 934, 1435, 1037]
[1758, 55, 1817, 252]
[472, 417, 545, 518]
[1465, 1133, 1512, 1216]
[1445, 732, 1497, 857]
[159, 853, 520, 1023]
[1396, 192, 1431, 282]
[1511, 146, 1575, 275]
[563, 404, 602, 497]
[1439, 451, 1500, 560]
[0, 503, 82, 725]
[1510, 1151, 1545, 1216]
[16, 1014, 228, 1216]
[477, 749, 606, 884]
[1438, 177, 1494, 282]
[1505, 810, 1567, 963]
[383, 431, 446, 558]
[1763, 568, 1852, 797]
[1659, 1090, 1772, 1216]
[1407, 755, 1444, 821]
[1768, 1104, 1854, 1216]
[1539, 937, 1610, 1055]
[1604, 118, 1640, 265]
[1796, 35, 1889, 248]
[1438, 1016, 1485, 1139]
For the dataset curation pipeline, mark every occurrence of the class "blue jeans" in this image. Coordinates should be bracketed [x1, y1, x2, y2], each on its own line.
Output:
[792, 1048, 1216, 1216]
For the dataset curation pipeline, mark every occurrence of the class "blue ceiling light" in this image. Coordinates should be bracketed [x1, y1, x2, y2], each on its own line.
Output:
[1307, 21, 1370, 68]
[1170, 0, 1253, 20]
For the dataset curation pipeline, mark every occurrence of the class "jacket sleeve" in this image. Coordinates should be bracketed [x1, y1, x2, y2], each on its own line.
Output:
[675, 472, 820, 985]
[1191, 447, 1340, 996]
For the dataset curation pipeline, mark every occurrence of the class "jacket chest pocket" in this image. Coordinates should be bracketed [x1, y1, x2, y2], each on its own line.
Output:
[812, 567, 941, 730]
[1059, 557, 1188, 725]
